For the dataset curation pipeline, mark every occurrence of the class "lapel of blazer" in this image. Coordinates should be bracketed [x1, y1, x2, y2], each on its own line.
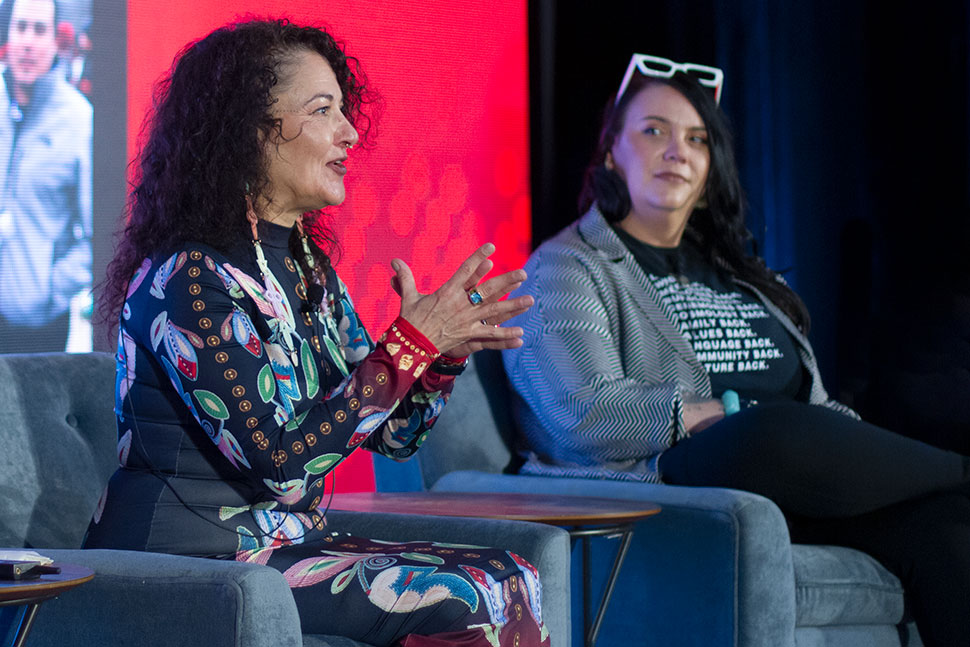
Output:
[577, 207, 711, 395]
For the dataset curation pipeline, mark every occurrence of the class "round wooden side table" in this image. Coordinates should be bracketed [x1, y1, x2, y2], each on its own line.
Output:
[0, 563, 94, 647]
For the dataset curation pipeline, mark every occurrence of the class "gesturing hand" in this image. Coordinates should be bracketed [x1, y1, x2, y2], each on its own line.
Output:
[391, 243, 535, 358]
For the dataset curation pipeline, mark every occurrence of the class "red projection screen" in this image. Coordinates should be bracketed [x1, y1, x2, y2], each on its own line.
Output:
[126, 1, 532, 491]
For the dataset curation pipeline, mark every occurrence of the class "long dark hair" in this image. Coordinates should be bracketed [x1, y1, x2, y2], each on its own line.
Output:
[578, 71, 810, 332]
[100, 18, 375, 327]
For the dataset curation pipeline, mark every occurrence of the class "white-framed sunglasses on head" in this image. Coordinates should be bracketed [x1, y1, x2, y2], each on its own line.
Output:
[615, 53, 724, 106]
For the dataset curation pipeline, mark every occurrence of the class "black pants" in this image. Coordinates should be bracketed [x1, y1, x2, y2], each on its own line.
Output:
[658, 402, 970, 647]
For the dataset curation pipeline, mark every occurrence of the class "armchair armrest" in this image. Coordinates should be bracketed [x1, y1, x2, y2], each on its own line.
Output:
[325, 510, 572, 647]
[26, 548, 305, 647]
[433, 471, 797, 647]
[26, 517, 570, 647]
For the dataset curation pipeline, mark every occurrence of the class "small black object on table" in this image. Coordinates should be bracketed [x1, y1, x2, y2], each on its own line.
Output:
[0, 562, 94, 647]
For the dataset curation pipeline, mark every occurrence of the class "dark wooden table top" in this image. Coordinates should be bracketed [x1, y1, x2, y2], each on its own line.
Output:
[327, 491, 660, 526]
[0, 563, 94, 607]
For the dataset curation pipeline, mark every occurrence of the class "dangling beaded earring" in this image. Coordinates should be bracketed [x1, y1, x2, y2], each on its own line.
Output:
[294, 217, 316, 272]
[246, 194, 271, 281]
[296, 216, 339, 345]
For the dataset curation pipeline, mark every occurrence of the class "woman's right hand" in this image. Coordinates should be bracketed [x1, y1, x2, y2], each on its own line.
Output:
[391, 243, 535, 357]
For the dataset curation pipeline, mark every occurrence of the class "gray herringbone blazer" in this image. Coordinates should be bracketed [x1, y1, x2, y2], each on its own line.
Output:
[503, 207, 856, 483]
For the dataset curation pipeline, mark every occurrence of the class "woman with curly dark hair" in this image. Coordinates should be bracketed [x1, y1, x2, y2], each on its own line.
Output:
[84, 19, 548, 647]
[503, 54, 970, 645]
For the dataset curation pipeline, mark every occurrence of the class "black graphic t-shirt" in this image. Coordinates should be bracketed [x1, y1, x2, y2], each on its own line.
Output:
[615, 227, 804, 402]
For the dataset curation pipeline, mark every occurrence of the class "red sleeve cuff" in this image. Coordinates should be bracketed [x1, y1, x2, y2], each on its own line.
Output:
[434, 354, 468, 366]
[387, 316, 440, 358]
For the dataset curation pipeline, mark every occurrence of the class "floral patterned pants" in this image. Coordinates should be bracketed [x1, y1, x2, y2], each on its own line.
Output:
[236, 534, 550, 647]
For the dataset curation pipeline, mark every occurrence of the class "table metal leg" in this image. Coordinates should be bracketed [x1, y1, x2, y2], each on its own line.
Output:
[569, 524, 636, 647]
[582, 536, 591, 642]
[6, 603, 39, 647]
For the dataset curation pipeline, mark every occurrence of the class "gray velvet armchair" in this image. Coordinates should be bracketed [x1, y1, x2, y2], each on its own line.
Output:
[373, 350, 924, 647]
[0, 351, 571, 647]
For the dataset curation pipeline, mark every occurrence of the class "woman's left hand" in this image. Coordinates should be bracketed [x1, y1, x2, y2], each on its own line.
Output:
[391, 244, 535, 358]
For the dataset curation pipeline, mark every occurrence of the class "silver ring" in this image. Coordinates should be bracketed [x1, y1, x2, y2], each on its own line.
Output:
[467, 289, 483, 305]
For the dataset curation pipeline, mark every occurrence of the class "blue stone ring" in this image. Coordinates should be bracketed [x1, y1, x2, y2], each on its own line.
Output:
[467, 289, 484, 305]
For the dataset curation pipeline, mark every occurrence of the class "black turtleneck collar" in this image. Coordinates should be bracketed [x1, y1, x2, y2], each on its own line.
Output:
[257, 220, 296, 249]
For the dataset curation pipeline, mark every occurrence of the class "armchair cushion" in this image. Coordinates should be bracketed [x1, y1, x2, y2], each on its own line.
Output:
[26, 548, 310, 647]
[792, 545, 905, 627]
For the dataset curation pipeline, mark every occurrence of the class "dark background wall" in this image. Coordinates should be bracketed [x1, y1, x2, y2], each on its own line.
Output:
[528, 0, 970, 452]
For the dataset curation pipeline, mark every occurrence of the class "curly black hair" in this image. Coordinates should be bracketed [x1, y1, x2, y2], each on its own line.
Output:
[578, 70, 811, 332]
[101, 18, 375, 327]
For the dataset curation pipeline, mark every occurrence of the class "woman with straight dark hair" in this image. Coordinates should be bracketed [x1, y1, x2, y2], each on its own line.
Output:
[503, 53, 970, 646]
[84, 19, 547, 647]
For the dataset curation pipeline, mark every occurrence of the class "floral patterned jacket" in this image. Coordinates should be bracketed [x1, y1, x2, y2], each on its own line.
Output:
[84, 222, 455, 556]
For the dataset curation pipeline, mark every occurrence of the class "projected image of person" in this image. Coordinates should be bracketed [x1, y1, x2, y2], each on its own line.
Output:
[503, 54, 970, 646]
[0, 0, 92, 353]
[83, 19, 546, 647]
